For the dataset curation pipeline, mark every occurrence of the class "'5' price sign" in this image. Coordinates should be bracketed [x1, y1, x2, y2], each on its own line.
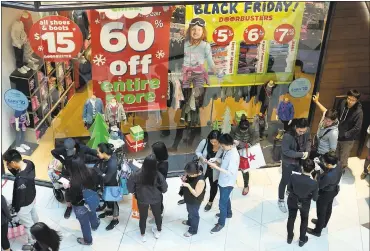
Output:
[29, 16, 83, 61]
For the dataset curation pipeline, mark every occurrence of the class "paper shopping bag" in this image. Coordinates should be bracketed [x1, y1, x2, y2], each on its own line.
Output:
[8, 222, 26, 239]
[132, 195, 140, 219]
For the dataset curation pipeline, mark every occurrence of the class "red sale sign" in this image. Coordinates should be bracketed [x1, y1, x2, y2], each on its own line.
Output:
[90, 7, 173, 112]
[28, 16, 83, 61]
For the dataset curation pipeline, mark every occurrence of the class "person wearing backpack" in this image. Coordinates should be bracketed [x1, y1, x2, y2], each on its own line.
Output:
[69, 157, 100, 245]
[312, 94, 339, 159]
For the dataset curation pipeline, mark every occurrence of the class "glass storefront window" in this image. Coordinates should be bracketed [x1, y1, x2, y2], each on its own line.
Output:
[2, 2, 330, 180]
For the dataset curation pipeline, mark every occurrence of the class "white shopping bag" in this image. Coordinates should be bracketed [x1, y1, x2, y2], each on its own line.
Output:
[247, 143, 266, 169]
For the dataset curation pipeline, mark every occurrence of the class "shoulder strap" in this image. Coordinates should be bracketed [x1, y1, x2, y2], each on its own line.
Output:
[319, 129, 332, 139]
[202, 139, 207, 154]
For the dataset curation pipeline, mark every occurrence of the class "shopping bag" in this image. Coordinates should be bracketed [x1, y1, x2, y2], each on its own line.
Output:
[8, 222, 26, 239]
[131, 195, 140, 219]
[120, 178, 129, 195]
[239, 148, 250, 171]
[102, 186, 123, 202]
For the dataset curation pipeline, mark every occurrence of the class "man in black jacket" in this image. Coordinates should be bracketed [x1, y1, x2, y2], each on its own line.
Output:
[308, 152, 342, 237]
[278, 119, 311, 213]
[51, 138, 99, 219]
[3, 149, 38, 248]
[335, 90, 363, 173]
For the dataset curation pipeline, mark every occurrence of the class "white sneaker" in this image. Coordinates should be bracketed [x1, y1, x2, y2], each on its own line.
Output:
[152, 226, 161, 239]
[278, 200, 287, 213]
[141, 235, 146, 243]
[15, 147, 26, 153]
[21, 144, 30, 150]
[18, 67, 27, 74]
[22, 65, 31, 71]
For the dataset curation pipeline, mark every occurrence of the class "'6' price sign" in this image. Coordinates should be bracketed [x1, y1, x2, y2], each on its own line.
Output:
[29, 16, 83, 61]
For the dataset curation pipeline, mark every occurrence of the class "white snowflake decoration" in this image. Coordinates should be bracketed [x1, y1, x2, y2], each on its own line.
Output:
[95, 18, 100, 24]
[93, 54, 106, 66]
[38, 45, 44, 51]
[162, 6, 170, 12]
[156, 50, 165, 59]
[34, 33, 40, 40]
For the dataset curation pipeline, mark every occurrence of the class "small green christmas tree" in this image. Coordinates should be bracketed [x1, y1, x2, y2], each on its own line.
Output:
[221, 106, 232, 134]
[212, 120, 220, 131]
[87, 113, 109, 148]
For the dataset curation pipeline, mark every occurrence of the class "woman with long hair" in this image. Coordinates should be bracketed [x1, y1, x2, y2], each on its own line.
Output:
[69, 157, 100, 245]
[181, 161, 206, 237]
[127, 154, 168, 242]
[30, 222, 62, 251]
[194, 130, 223, 211]
[94, 143, 120, 231]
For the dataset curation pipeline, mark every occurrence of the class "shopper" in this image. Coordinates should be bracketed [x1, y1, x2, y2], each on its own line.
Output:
[94, 143, 120, 231]
[286, 159, 318, 247]
[51, 138, 99, 219]
[195, 130, 223, 211]
[152, 141, 169, 215]
[2, 195, 12, 251]
[308, 152, 342, 237]
[231, 115, 257, 195]
[69, 157, 100, 245]
[181, 161, 206, 237]
[30, 222, 62, 251]
[278, 118, 311, 213]
[207, 133, 240, 233]
[360, 125, 370, 179]
[127, 154, 168, 242]
[3, 149, 38, 249]
[336, 90, 363, 173]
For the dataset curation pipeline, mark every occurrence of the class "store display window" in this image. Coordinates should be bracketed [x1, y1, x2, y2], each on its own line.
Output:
[1, 2, 330, 181]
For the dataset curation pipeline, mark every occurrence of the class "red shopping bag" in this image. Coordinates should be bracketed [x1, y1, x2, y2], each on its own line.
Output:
[239, 156, 250, 170]
[8, 222, 26, 239]
[132, 195, 140, 219]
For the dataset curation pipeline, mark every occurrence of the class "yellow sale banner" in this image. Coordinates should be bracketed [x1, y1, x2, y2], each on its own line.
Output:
[185, 2, 305, 86]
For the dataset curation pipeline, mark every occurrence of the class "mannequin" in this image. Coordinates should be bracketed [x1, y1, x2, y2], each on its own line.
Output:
[253, 112, 268, 140]
[105, 98, 126, 128]
[259, 80, 277, 114]
[83, 94, 104, 129]
[11, 110, 31, 153]
[276, 96, 294, 131]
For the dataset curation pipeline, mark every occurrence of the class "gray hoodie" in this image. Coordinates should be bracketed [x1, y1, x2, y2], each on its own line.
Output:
[317, 113, 339, 155]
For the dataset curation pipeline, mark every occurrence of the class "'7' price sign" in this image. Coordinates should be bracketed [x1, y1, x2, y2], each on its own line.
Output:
[29, 16, 83, 61]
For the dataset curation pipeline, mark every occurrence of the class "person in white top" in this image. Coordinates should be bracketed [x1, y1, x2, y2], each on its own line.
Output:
[207, 133, 240, 233]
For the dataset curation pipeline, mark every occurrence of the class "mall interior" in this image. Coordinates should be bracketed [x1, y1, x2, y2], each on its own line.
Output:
[1, 1, 369, 251]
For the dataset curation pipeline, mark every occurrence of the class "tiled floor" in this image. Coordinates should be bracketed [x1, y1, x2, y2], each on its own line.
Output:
[2, 157, 369, 251]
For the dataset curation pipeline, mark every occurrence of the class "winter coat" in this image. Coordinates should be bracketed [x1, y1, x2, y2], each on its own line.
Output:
[258, 83, 277, 104]
[336, 100, 363, 141]
[83, 98, 104, 124]
[11, 21, 27, 48]
[230, 125, 257, 148]
[277, 101, 294, 121]
[282, 129, 311, 166]
[316, 112, 339, 155]
[105, 103, 126, 125]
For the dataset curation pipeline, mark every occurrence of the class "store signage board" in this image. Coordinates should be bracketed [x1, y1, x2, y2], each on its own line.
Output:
[288, 78, 311, 98]
[91, 7, 173, 112]
[28, 15, 83, 62]
[4, 89, 29, 111]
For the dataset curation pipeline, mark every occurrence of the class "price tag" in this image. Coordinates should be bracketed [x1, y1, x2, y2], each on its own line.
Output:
[274, 24, 295, 44]
[212, 25, 234, 46]
[243, 24, 265, 44]
[29, 16, 83, 61]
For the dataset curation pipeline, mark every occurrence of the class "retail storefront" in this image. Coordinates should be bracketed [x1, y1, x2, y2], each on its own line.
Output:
[1, 2, 331, 181]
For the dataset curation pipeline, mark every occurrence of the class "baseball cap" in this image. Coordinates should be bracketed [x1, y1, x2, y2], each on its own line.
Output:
[64, 138, 76, 157]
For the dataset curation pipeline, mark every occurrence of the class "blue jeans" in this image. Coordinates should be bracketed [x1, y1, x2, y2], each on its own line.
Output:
[186, 203, 201, 234]
[218, 186, 233, 226]
[73, 205, 99, 244]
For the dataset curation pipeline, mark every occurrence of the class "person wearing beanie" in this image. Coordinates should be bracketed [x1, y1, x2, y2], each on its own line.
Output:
[231, 115, 257, 195]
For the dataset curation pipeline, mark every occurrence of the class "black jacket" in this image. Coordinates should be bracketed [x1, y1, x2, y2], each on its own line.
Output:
[282, 129, 311, 166]
[94, 154, 118, 186]
[127, 171, 168, 205]
[337, 100, 363, 141]
[318, 163, 342, 192]
[1, 195, 12, 226]
[11, 160, 36, 212]
[69, 169, 100, 206]
[157, 161, 169, 179]
[51, 143, 99, 178]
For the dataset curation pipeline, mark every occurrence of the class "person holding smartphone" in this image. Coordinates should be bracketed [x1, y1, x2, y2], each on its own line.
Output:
[181, 161, 206, 237]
